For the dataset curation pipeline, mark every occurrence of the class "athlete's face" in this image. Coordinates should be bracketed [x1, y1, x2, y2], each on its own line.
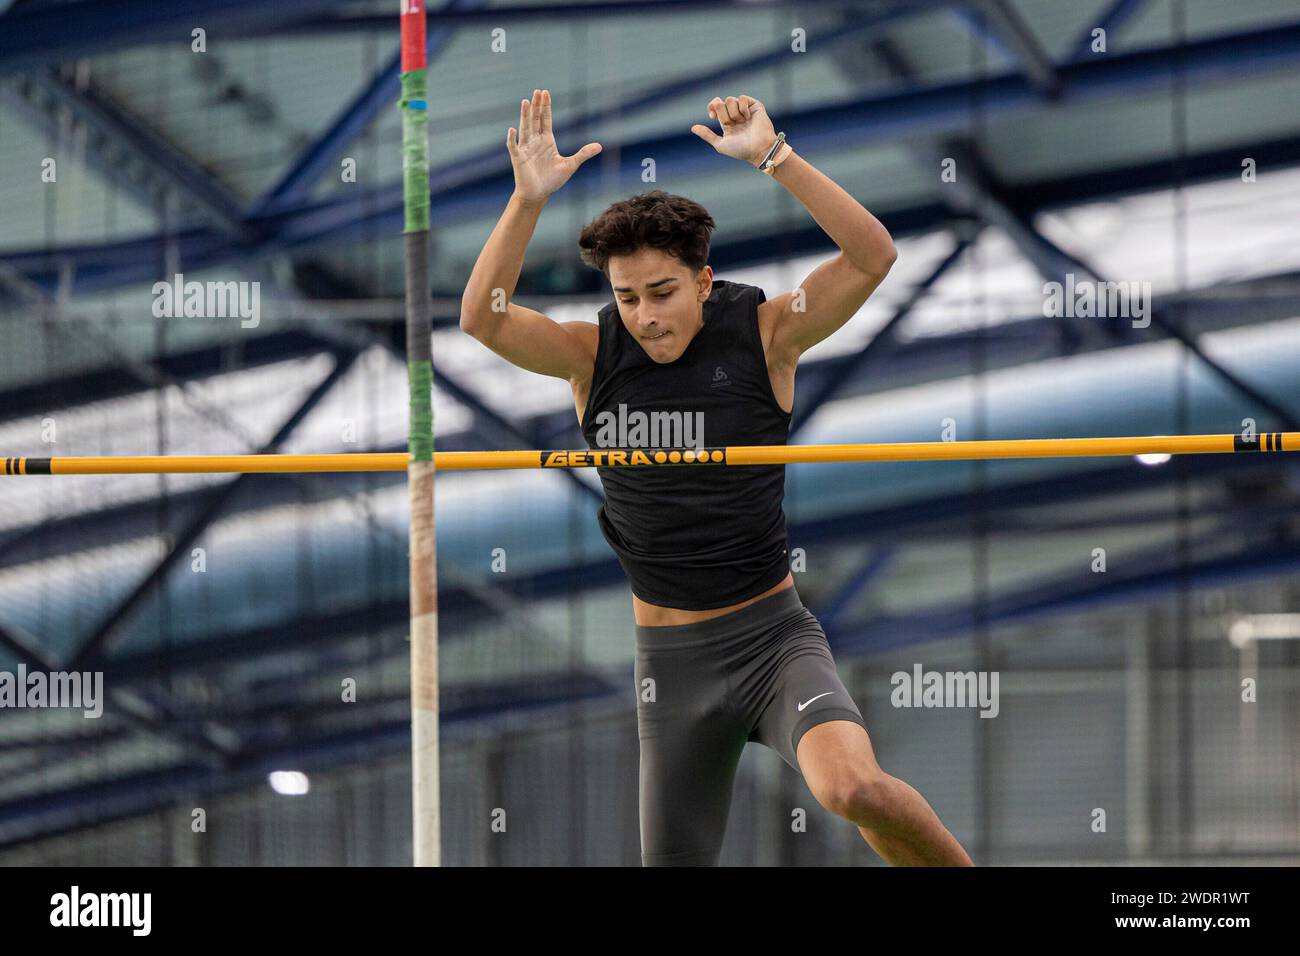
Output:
[608, 250, 712, 363]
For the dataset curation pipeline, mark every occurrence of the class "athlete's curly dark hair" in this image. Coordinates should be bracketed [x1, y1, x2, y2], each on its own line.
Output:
[577, 190, 715, 275]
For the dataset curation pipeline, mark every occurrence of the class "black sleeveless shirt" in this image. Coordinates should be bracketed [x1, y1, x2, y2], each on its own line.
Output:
[579, 279, 792, 610]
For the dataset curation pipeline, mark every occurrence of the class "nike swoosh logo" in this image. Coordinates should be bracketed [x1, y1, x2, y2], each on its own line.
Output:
[797, 692, 834, 711]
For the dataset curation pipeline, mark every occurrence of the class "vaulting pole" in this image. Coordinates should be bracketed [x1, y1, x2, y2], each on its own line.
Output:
[399, 0, 439, 868]
[5, 433, 1294, 476]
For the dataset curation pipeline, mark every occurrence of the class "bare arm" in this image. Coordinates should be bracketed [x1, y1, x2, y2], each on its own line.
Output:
[692, 95, 897, 366]
[460, 193, 596, 380]
[460, 89, 602, 382]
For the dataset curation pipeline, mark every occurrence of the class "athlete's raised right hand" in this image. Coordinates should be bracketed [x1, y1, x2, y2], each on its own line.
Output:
[507, 89, 602, 203]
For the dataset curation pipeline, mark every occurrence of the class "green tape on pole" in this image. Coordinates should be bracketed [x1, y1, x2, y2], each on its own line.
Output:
[399, 69, 430, 234]
[408, 360, 434, 462]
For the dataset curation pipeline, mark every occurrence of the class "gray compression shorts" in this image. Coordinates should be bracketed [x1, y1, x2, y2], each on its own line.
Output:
[633, 583, 867, 866]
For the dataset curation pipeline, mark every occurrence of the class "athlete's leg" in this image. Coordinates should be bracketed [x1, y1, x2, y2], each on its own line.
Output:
[635, 648, 747, 866]
[740, 594, 973, 866]
[637, 712, 746, 866]
[796, 720, 974, 866]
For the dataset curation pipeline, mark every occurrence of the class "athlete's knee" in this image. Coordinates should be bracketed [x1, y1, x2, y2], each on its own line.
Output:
[819, 769, 894, 826]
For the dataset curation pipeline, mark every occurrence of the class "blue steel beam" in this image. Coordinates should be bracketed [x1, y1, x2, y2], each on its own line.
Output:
[255, 0, 485, 214]
[0, 0, 353, 75]
[230, 673, 621, 753]
[0, 196, 322, 765]
[830, 532, 1300, 657]
[254, 45, 403, 213]
[0, 725, 132, 758]
[1067, 0, 1149, 63]
[11, 18, 1300, 293]
[0, 668, 618, 796]
[1002, 133, 1279, 208]
[846, 27, 1083, 353]
[0, 80, 171, 227]
[819, 546, 898, 632]
[1145, 309, 1299, 431]
[21, 68, 251, 237]
[424, 355, 604, 504]
[925, 141, 1081, 282]
[952, 0, 1061, 96]
[1, 227, 219, 282]
[0, 599, 239, 769]
[0, 621, 59, 671]
[68, 347, 362, 670]
[859, 31, 1092, 353]
[789, 229, 976, 438]
[852, 34, 1080, 300]
[2, 203, 953, 296]
[0, 327, 331, 422]
[1040, 209, 1300, 423]
[255, 0, 957, 35]
[977, 200, 1300, 431]
[19, 117, 1300, 299]
[927, 139, 1094, 353]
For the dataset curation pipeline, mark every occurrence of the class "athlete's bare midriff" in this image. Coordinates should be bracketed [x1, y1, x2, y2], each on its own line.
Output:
[632, 572, 794, 627]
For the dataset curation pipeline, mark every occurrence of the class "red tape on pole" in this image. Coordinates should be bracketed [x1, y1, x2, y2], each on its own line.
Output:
[400, 0, 428, 71]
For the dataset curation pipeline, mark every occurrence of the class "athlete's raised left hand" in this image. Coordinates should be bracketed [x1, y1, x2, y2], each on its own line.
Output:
[690, 95, 778, 167]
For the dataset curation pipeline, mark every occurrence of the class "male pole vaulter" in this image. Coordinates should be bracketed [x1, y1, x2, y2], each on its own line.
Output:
[461, 89, 973, 867]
